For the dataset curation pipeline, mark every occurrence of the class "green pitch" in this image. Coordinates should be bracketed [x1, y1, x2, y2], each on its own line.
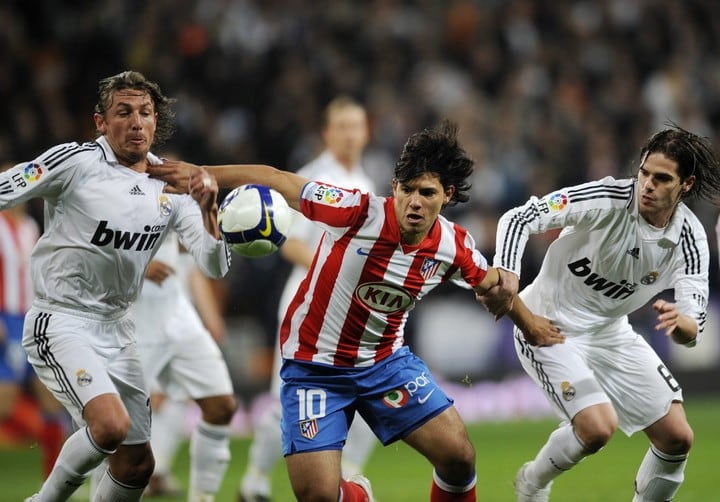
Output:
[3, 398, 718, 501]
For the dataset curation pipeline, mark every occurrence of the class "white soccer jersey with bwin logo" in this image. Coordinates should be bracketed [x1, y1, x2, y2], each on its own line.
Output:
[494, 176, 708, 341]
[0, 137, 229, 317]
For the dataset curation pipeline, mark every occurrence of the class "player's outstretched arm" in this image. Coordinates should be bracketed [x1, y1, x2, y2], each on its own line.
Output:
[149, 161, 307, 212]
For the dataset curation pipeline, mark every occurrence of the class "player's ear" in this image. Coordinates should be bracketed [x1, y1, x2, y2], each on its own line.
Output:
[93, 113, 107, 134]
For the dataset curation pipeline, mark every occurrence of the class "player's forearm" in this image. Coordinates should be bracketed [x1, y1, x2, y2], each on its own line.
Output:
[671, 314, 698, 346]
[202, 202, 220, 239]
[204, 164, 305, 211]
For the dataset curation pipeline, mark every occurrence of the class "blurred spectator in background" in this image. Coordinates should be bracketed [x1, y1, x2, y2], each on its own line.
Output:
[239, 95, 380, 502]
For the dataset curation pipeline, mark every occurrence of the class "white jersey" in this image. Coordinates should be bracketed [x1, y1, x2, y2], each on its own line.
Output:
[494, 176, 708, 342]
[277, 151, 376, 320]
[0, 137, 230, 317]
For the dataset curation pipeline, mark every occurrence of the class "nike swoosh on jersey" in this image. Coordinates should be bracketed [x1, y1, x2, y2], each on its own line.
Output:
[356, 248, 372, 256]
[418, 389, 435, 404]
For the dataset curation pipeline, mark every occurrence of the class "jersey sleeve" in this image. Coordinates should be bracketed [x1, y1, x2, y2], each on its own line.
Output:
[448, 223, 488, 289]
[493, 177, 635, 276]
[173, 195, 231, 279]
[298, 181, 368, 235]
[671, 219, 710, 346]
[0, 143, 83, 208]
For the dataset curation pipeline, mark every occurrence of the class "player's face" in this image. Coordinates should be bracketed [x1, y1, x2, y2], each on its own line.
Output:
[93, 89, 157, 169]
[392, 173, 453, 245]
[637, 152, 694, 227]
[323, 106, 369, 167]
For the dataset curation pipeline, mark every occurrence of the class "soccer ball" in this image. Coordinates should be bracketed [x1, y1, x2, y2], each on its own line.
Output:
[218, 184, 292, 258]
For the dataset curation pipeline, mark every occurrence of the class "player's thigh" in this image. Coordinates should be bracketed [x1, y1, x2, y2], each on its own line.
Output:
[285, 449, 343, 501]
[514, 328, 610, 423]
[159, 330, 233, 400]
[403, 405, 474, 466]
[23, 308, 151, 444]
[356, 348, 453, 445]
[590, 335, 683, 436]
[279, 361, 356, 456]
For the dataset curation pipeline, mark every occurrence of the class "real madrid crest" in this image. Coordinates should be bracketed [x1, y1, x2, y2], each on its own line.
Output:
[561, 381, 576, 401]
[159, 194, 172, 216]
[640, 271, 659, 285]
[76, 369, 93, 387]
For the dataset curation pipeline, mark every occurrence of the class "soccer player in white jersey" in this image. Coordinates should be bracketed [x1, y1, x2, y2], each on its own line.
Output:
[89, 230, 236, 501]
[0, 71, 229, 502]
[480, 126, 720, 502]
[239, 96, 379, 502]
[151, 120, 563, 502]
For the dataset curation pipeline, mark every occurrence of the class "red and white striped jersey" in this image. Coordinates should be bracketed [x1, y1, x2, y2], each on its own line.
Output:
[279, 181, 489, 368]
[0, 210, 39, 314]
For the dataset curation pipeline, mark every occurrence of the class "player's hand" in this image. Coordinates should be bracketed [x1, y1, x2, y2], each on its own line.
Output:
[519, 315, 565, 347]
[145, 260, 175, 285]
[148, 160, 201, 194]
[652, 299, 681, 336]
[189, 167, 219, 213]
[477, 269, 519, 320]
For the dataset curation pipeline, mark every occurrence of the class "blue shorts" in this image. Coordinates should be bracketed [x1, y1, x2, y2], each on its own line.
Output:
[280, 346, 453, 455]
[0, 313, 31, 382]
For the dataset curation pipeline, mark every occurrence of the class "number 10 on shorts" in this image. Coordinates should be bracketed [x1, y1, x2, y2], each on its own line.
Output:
[297, 388, 327, 419]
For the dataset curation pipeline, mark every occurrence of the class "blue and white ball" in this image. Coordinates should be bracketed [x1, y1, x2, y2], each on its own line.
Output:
[218, 184, 292, 258]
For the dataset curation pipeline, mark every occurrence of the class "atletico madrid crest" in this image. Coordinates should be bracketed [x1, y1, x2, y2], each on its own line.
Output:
[299, 419, 319, 439]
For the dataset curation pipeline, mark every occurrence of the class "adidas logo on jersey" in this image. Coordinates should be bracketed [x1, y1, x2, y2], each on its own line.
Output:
[129, 185, 145, 195]
[626, 247, 640, 259]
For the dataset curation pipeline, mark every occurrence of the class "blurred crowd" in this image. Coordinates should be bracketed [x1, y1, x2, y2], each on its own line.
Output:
[2, 0, 720, 360]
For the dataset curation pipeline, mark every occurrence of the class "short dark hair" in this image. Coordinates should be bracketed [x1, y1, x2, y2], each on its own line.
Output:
[394, 120, 474, 206]
[641, 124, 720, 203]
[94, 71, 176, 146]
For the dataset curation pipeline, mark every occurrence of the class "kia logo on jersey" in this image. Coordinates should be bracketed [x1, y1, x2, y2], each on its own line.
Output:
[354, 282, 413, 313]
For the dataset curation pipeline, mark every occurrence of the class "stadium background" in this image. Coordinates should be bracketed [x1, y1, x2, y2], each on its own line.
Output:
[2, 0, 720, 430]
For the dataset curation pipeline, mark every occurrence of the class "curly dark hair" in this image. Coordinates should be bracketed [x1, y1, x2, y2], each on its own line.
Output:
[94, 70, 176, 146]
[393, 120, 474, 206]
[640, 124, 720, 204]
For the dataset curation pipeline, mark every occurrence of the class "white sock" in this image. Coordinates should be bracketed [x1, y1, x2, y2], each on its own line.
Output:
[189, 419, 231, 497]
[633, 445, 687, 501]
[93, 469, 145, 502]
[151, 399, 187, 476]
[526, 424, 587, 487]
[341, 414, 376, 478]
[240, 400, 282, 496]
[89, 458, 110, 500]
[39, 426, 112, 501]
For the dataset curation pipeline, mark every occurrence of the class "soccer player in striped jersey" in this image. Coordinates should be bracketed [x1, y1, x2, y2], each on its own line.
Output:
[240, 96, 379, 502]
[151, 120, 563, 502]
[481, 126, 720, 502]
[0, 71, 229, 502]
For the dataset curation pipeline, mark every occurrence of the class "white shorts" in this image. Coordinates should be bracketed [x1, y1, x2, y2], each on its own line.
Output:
[133, 293, 233, 401]
[22, 304, 151, 445]
[514, 326, 683, 435]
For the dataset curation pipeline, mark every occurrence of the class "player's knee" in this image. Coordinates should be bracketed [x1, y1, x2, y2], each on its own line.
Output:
[201, 394, 238, 424]
[575, 420, 616, 453]
[436, 440, 476, 484]
[110, 447, 155, 487]
[89, 414, 131, 450]
[660, 425, 694, 455]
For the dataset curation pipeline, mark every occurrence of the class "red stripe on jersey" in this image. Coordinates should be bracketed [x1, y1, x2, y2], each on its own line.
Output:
[332, 201, 398, 366]
[452, 223, 487, 287]
[0, 212, 37, 314]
